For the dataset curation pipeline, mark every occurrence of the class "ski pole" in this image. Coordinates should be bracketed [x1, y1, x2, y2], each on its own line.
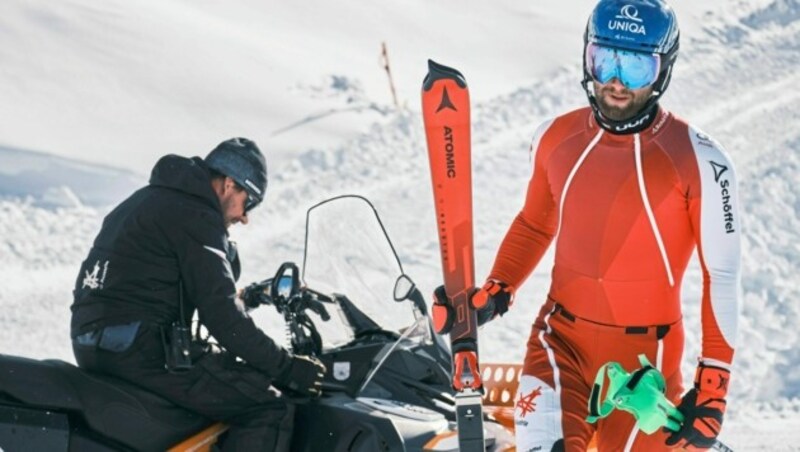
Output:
[587, 354, 734, 452]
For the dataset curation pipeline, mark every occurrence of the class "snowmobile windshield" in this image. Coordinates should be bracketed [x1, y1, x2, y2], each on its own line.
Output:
[302, 195, 423, 349]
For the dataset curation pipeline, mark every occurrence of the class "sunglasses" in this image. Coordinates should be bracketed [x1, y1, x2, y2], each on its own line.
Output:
[244, 194, 259, 213]
[585, 43, 661, 90]
[234, 183, 261, 213]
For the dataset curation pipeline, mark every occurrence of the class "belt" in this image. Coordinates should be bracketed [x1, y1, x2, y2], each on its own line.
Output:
[552, 303, 671, 339]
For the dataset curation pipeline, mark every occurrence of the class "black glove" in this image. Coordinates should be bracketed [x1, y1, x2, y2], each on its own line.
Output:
[664, 362, 729, 450]
[239, 280, 271, 309]
[431, 280, 514, 334]
[274, 355, 326, 398]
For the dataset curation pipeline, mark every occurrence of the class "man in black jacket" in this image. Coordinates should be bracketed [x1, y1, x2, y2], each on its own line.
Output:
[71, 138, 325, 451]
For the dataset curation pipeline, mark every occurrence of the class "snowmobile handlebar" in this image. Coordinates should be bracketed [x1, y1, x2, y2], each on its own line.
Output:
[241, 262, 334, 356]
[242, 262, 331, 318]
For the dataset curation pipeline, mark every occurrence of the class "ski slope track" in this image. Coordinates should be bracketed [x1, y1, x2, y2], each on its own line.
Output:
[1, 0, 798, 449]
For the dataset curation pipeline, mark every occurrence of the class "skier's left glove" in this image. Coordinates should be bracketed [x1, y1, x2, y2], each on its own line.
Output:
[431, 280, 514, 335]
[664, 361, 730, 450]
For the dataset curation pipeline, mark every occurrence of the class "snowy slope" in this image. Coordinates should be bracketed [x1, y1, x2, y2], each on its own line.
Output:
[0, 0, 746, 174]
[0, 145, 143, 207]
[1, 0, 798, 449]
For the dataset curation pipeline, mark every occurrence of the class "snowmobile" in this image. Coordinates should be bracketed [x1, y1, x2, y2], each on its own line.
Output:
[0, 195, 515, 452]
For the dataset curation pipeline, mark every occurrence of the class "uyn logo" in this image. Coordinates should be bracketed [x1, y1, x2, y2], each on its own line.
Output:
[614, 112, 650, 132]
[609, 4, 647, 34]
[709, 161, 735, 234]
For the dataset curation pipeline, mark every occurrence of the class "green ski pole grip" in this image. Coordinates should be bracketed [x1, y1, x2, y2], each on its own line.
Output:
[587, 354, 684, 434]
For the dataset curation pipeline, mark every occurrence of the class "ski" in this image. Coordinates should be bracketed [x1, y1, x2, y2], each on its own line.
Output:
[422, 59, 484, 452]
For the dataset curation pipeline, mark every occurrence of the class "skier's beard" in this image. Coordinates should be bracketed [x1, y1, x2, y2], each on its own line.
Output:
[594, 82, 653, 122]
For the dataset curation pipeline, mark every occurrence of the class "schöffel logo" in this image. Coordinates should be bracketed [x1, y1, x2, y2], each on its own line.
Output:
[709, 160, 735, 234]
[609, 4, 647, 35]
[710, 161, 728, 183]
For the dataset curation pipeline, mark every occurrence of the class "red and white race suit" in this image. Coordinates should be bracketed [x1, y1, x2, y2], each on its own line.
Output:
[489, 107, 741, 451]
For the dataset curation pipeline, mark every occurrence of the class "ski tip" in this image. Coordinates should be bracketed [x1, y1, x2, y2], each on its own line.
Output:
[423, 59, 467, 91]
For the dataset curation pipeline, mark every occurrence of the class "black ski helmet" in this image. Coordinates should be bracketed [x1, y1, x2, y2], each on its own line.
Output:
[205, 137, 267, 210]
[581, 0, 680, 133]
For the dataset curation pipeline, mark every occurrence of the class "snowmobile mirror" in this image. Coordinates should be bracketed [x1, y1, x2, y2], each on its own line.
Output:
[393, 275, 415, 302]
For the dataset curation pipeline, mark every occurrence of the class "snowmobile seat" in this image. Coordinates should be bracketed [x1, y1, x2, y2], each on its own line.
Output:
[0, 353, 210, 451]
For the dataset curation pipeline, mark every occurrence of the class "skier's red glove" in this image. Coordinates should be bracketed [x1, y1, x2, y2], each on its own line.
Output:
[470, 280, 514, 326]
[431, 280, 514, 335]
[665, 361, 730, 450]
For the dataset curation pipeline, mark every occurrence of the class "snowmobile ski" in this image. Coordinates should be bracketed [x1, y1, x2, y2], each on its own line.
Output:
[422, 59, 484, 452]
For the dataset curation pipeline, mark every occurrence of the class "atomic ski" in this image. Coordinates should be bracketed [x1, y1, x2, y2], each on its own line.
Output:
[422, 59, 484, 452]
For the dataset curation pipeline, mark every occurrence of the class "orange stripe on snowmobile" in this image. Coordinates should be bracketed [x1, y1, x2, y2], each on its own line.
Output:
[423, 430, 458, 450]
[167, 423, 228, 452]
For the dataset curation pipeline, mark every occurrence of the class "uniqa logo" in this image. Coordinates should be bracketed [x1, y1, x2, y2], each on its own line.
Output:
[617, 5, 643, 22]
[608, 5, 646, 34]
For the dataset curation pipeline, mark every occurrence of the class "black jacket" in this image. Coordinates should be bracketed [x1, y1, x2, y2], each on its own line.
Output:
[71, 155, 290, 378]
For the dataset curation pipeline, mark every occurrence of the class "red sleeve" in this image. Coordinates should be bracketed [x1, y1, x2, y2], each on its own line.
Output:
[488, 120, 558, 289]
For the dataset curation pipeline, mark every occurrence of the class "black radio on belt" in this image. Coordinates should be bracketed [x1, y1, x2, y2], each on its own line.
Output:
[162, 322, 193, 373]
[161, 282, 193, 373]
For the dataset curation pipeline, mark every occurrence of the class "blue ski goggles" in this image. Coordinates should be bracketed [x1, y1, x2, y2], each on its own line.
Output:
[585, 43, 662, 90]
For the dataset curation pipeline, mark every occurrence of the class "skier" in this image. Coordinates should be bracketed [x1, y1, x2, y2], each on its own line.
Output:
[432, 0, 741, 450]
[71, 138, 325, 451]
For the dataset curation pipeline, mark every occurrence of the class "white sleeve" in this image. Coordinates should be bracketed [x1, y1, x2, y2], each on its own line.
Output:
[689, 126, 742, 362]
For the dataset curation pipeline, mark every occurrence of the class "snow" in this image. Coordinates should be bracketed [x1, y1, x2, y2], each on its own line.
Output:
[0, 145, 143, 207]
[1, 0, 798, 449]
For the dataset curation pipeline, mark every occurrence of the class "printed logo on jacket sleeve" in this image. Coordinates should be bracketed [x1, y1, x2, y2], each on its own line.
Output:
[82, 260, 109, 290]
[709, 160, 735, 234]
